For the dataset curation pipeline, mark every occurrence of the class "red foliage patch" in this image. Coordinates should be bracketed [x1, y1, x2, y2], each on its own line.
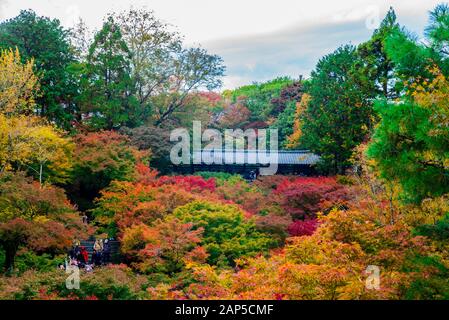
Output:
[287, 219, 319, 237]
[157, 176, 216, 193]
[274, 177, 351, 220]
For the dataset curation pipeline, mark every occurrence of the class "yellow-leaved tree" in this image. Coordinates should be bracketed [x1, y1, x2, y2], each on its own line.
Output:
[0, 114, 73, 185]
[0, 48, 39, 115]
[285, 93, 310, 149]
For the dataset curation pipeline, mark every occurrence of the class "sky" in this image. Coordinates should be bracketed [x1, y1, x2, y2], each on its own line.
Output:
[0, 0, 444, 89]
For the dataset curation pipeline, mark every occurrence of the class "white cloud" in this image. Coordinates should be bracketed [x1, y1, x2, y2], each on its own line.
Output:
[63, 4, 80, 26]
[0, 0, 443, 89]
[0, 0, 8, 19]
[223, 75, 254, 90]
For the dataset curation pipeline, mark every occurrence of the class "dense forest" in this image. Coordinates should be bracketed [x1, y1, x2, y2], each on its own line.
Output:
[0, 5, 448, 300]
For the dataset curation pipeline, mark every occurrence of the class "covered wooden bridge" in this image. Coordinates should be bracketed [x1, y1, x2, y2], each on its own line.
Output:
[172, 149, 320, 176]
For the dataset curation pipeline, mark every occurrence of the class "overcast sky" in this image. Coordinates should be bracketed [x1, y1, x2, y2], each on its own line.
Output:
[0, 0, 444, 89]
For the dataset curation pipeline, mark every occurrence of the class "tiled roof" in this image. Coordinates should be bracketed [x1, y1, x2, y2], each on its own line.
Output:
[190, 150, 320, 165]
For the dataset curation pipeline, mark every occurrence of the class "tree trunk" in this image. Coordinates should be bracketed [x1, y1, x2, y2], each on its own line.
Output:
[4, 246, 17, 275]
[39, 163, 43, 187]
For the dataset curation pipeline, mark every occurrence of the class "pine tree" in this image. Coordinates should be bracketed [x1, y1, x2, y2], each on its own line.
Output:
[299, 45, 376, 174]
[80, 16, 136, 130]
[357, 7, 400, 99]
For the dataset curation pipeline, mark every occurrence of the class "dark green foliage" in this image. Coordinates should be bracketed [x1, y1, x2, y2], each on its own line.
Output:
[405, 277, 449, 300]
[273, 100, 298, 147]
[367, 6, 449, 203]
[79, 16, 136, 130]
[227, 77, 295, 122]
[356, 7, 400, 99]
[119, 126, 172, 173]
[384, 4, 449, 86]
[367, 100, 449, 203]
[384, 29, 435, 88]
[3, 266, 146, 300]
[0, 10, 77, 128]
[173, 201, 276, 266]
[425, 4, 449, 60]
[414, 214, 449, 241]
[403, 255, 449, 300]
[2, 251, 65, 274]
[300, 45, 376, 174]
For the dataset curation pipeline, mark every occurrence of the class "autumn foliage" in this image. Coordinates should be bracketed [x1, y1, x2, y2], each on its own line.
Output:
[0, 48, 39, 115]
[1, 5, 449, 301]
[274, 177, 351, 220]
[0, 172, 90, 272]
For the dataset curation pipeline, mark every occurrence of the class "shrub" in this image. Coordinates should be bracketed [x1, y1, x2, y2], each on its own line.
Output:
[287, 219, 319, 237]
[0, 171, 76, 222]
[71, 131, 149, 210]
[173, 201, 276, 266]
[274, 177, 351, 220]
[0, 265, 148, 300]
[121, 220, 205, 275]
[91, 181, 202, 237]
[177, 204, 448, 300]
[414, 214, 449, 241]
[157, 175, 216, 193]
[13, 251, 65, 274]
[194, 172, 243, 186]
[213, 176, 285, 217]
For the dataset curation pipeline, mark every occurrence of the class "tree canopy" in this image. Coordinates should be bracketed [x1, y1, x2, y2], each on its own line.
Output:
[0, 10, 76, 128]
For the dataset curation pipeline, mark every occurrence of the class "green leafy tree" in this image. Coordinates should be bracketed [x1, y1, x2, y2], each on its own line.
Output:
[0, 10, 77, 128]
[172, 201, 276, 266]
[153, 47, 225, 126]
[383, 4, 449, 90]
[108, 9, 225, 127]
[273, 100, 300, 147]
[357, 7, 400, 99]
[367, 69, 449, 203]
[299, 45, 376, 174]
[110, 9, 181, 126]
[368, 4, 449, 203]
[224, 77, 295, 123]
[425, 4, 449, 62]
[384, 28, 435, 92]
[80, 16, 136, 130]
[367, 100, 448, 202]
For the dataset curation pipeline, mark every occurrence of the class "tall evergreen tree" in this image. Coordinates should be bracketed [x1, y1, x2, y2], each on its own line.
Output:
[383, 4, 449, 91]
[425, 3, 449, 60]
[80, 16, 136, 130]
[299, 45, 376, 174]
[368, 4, 449, 203]
[357, 7, 400, 99]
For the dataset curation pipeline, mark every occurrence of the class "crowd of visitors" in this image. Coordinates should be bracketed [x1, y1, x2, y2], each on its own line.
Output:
[66, 239, 112, 271]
